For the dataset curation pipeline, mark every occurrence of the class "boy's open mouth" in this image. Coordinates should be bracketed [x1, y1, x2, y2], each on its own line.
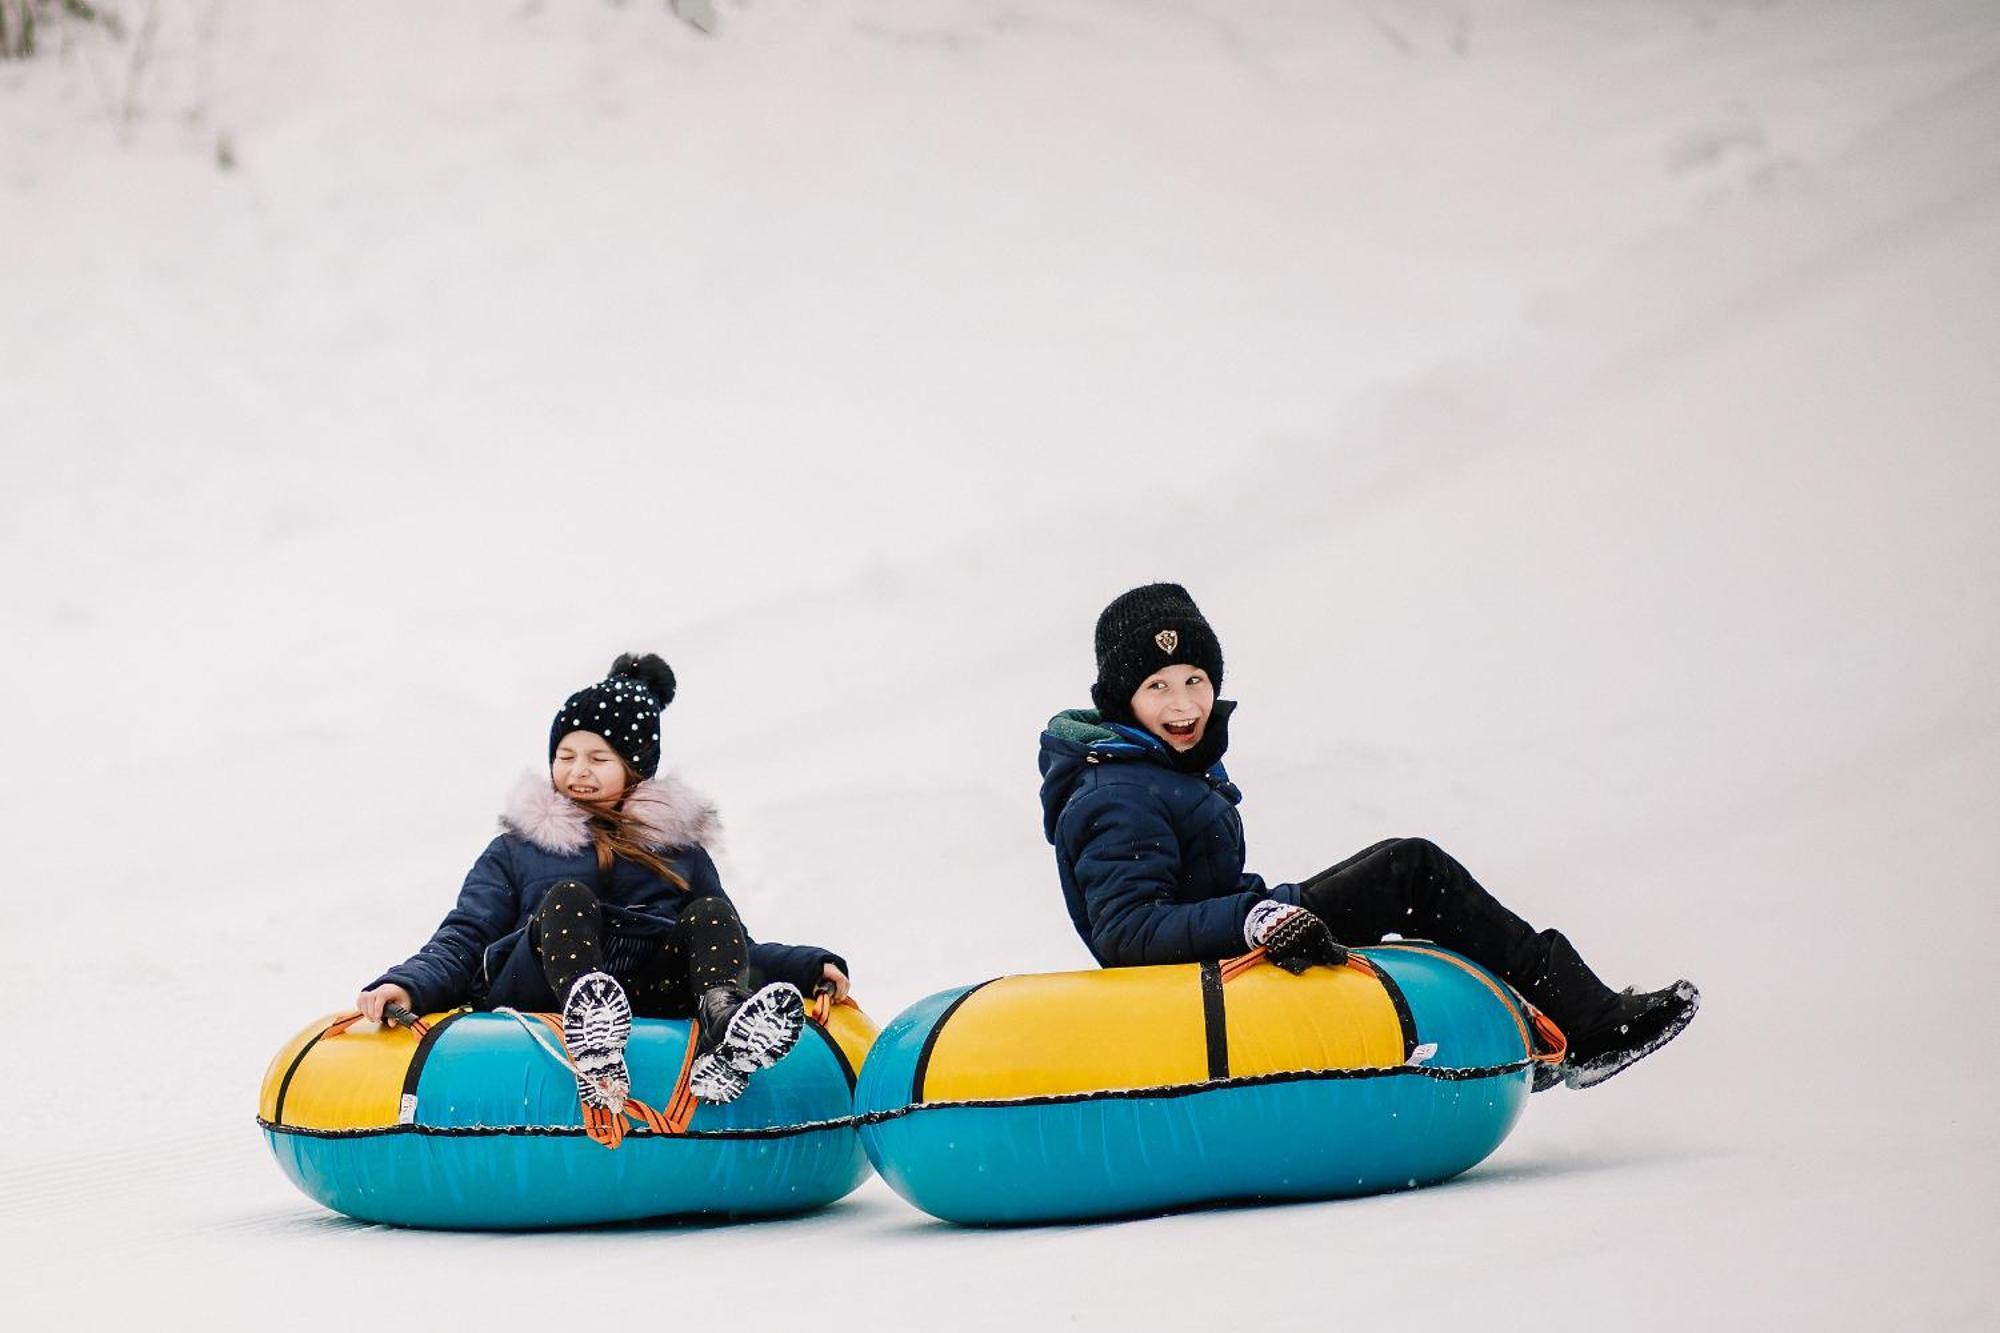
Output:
[1163, 719, 1198, 737]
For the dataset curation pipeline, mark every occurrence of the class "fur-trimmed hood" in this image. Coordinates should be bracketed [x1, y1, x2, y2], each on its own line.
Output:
[500, 770, 721, 854]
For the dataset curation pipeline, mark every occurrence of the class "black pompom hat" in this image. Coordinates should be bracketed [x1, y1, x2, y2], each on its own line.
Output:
[1090, 583, 1224, 723]
[548, 652, 679, 779]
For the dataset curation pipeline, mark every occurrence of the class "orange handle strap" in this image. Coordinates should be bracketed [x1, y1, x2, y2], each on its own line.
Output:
[1219, 947, 1380, 984]
[809, 987, 860, 1026]
[657, 1026, 701, 1135]
[1217, 947, 1266, 983]
[324, 1009, 431, 1039]
[523, 1010, 701, 1142]
[1527, 1006, 1568, 1064]
[580, 1101, 625, 1150]
[521, 1012, 626, 1148]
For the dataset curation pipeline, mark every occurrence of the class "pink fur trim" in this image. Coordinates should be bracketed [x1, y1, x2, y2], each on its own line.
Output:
[619, 772, 723, 851]
[500, 770, 720, 854]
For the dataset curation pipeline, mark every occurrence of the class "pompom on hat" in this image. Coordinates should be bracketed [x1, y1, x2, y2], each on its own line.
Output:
[548, 652, 678, 779]
[1090, 583, 1224, 723]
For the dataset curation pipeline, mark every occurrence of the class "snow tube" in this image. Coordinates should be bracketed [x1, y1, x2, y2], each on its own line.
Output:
[855, 945, 1558, 1224]
[259, 999, 876, 1229]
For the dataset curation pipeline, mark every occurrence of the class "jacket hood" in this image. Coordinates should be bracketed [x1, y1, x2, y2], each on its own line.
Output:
[1038, 705, 1243, 843]
[1039, 709, 1121, 843]
[501, 770, 721, 854]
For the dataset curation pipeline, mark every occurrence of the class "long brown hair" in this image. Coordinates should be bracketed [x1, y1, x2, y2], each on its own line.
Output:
[581, 760, 689, 892]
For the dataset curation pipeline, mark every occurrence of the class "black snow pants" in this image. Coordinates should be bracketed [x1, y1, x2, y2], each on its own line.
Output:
[1297, 838, 1620, 1035]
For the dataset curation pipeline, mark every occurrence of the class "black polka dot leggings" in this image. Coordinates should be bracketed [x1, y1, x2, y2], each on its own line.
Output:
[530, 879, 748, 1018]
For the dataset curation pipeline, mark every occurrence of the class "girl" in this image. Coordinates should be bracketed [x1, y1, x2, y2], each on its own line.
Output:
[1038, 584, 1697, 1090]
[357, 653, 849, 1110]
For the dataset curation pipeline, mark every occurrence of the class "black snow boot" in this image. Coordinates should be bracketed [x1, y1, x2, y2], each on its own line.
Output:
[1561, 981, 1700, 1089]
[686, 982, 807, 1104]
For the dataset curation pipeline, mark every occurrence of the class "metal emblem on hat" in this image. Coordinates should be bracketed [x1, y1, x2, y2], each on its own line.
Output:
[1154, 629, 1179, 654]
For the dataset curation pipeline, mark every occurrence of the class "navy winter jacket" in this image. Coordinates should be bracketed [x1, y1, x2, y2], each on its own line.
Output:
[1038, 707, 1300, 967]
[371, 772, 843, 1012]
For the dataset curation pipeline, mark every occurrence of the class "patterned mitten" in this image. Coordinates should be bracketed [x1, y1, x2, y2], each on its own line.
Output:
[1245, 901, 1348, 975]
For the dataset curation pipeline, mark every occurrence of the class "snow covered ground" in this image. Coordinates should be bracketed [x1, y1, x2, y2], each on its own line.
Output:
[4, 1, 1997, 1326]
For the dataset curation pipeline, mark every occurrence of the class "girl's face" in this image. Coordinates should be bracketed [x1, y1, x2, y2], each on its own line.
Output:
[551, 731, 629, 805]
[1129, 665, 1214, 751]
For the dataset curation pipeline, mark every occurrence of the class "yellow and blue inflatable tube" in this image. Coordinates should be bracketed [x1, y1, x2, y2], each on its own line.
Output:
[259, 1004, 876, 1229]
[855, 946, 1542, 1224]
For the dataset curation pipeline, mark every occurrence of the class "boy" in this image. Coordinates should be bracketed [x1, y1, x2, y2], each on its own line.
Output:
[1038, 582, 1697, 1089]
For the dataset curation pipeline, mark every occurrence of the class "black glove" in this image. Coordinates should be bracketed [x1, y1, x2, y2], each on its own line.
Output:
[1250, 903, 1348, 974]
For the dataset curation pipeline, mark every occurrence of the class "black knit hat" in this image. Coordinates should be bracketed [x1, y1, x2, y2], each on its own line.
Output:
[548, 652, 678, 780]
[1090, 583, 1224, 723]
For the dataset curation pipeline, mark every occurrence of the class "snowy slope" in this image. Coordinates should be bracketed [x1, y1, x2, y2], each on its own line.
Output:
[4, 2, 1997, 1328]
